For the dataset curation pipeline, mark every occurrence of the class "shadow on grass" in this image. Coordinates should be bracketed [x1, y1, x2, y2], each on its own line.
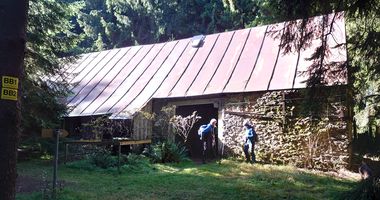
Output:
[157, 160, 356, 199]
[17, 159, 356, 200]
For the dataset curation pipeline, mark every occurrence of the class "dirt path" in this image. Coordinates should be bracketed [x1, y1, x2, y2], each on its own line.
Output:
[16, 175, 46, 193]
[16, 175, 68, 194]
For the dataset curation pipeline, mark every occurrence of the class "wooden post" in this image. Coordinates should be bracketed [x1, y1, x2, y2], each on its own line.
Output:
[118, 144, 121, 173]
[64, 143, 68, 164]
[52, 130, 60, 199]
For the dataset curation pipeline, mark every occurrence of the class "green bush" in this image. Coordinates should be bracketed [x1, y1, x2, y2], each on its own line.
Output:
[88, 148, 128, 169]
[67, 152, 154, 173]
[66, 159, 98, 171]
[121, 154, 153, 173]
[143, 140, 189, 163]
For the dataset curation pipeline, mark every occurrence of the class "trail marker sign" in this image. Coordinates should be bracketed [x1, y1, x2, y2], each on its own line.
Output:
[1, 88, 18, 100]
[41, 129, 69, 138]
[1, 76, 19, 101]
[2, 76, 19, 89]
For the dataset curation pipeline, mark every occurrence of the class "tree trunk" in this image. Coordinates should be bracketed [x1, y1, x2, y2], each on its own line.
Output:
[0, 1, 28, 199]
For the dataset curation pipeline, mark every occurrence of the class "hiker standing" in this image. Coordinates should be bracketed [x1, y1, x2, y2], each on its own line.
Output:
[199, 118, 217, 164]
[242, 120, 257, 163]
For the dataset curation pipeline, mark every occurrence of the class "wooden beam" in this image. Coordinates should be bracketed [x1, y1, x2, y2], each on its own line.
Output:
[118, 139, 152, 145]
[63, 139, 152, 146]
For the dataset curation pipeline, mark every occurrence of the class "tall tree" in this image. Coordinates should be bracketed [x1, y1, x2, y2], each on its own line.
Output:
[0, 1, 29, 199]
[75, 0, 159, 51]
[22, 0, 82, 138]
[74, 0, 259, 51]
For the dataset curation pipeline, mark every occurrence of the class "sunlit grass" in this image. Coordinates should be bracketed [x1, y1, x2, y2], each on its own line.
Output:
[16, 158, 356, 200]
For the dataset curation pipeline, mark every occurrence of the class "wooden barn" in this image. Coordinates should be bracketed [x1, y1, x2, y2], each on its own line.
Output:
[62, 13, 350, 170]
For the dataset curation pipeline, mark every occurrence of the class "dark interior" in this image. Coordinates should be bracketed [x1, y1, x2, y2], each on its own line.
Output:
[175, 103, 218, 158]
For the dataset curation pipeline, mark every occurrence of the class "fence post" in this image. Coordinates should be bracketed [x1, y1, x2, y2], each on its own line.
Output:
[52, 129, 60, 199]
[118, 143, 121, 173]
[64, 143, 68, 164]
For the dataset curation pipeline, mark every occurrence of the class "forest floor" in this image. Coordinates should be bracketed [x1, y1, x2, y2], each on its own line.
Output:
[16, 175, 47, 194]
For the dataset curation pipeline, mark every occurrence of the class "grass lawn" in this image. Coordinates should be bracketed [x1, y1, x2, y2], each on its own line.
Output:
[16, 159, 356, 200]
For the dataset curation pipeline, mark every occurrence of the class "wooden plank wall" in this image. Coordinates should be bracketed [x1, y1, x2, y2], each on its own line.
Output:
[133, 101, 153, 140]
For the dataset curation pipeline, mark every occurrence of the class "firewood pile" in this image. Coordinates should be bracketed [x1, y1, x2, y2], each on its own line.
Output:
[222, 91, 349, 170]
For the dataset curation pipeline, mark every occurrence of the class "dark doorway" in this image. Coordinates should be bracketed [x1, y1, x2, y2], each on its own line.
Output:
[175, 103, 218, 158]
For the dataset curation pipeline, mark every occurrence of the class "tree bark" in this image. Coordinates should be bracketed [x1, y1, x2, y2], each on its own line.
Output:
[0, 1, 28, 199]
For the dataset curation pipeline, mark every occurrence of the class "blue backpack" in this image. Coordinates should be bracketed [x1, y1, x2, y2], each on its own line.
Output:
[198, 124, 208, 139]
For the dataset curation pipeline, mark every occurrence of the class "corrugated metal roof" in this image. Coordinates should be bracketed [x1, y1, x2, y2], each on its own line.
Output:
[64, 13, 347, 119]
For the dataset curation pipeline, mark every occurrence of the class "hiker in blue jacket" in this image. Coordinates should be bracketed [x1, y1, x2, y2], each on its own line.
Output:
[242, 120, 257, 163]
[199, 118, 217, 164]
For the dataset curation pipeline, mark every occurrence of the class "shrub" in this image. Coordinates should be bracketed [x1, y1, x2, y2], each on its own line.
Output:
[170, 111, 201, 144]
[121, 154, 152, 173]
[88, 148, 128, 169]
[80, 116, 132, 140]
[66, 159, 98, 171]
[143, 140, 189, 163]
[67, 152, 154, 174]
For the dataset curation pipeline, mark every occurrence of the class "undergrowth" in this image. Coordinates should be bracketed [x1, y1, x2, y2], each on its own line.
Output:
[66, 152, 153, 173]
[143, 140, 189, 163]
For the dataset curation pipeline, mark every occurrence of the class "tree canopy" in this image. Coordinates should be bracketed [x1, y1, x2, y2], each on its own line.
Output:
[71, 0, 261, 51]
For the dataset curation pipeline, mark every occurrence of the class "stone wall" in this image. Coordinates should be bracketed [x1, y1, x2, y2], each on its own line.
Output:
[221, 91, 350, 170]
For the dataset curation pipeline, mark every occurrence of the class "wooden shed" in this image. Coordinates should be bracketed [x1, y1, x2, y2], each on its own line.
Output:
[62, 12, 350, 170]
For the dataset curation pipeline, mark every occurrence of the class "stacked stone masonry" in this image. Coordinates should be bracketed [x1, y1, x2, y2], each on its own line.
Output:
[221, 91, 349, 171]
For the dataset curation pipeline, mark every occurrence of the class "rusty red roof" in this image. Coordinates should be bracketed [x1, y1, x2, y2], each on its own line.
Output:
[64, 13, 347, 118]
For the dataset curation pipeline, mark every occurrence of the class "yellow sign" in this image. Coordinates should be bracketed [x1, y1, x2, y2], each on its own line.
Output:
[1, 88, 18, 101]
[2, 76, 19, 89]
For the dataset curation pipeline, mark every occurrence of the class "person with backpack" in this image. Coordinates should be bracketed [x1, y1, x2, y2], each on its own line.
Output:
[242, 120, 257, 163]
[198, 118, 217, 164]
